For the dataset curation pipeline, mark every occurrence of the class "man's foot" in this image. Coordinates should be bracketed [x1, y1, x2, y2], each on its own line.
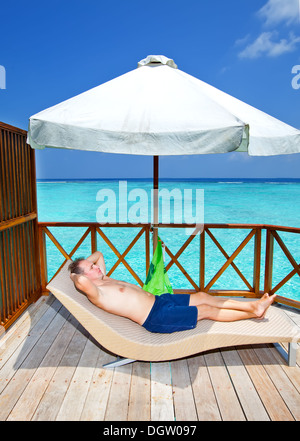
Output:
[252, 293, 277, 318]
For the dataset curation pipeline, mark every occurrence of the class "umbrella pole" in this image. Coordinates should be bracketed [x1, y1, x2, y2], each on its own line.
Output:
[153, 155, 159, 252]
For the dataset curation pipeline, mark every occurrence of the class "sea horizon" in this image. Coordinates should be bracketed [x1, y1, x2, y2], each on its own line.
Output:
[37, 177, 300, 183]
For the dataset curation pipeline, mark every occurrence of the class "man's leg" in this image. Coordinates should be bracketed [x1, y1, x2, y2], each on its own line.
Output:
[189, 291, 276, 319]
[196, 304, 258, 322]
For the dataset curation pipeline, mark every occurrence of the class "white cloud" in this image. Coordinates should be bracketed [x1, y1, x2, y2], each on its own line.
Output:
[258, 0, 299, 27]
[234, 34, 251, 47]
[219, 66, 230, 75]
[227, 152, 252, 162]
[237, 0, 300, 59]
[239, 31, 300, 58]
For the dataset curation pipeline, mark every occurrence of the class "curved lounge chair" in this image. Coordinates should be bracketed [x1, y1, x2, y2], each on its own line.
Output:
[46, 261, 299, 367]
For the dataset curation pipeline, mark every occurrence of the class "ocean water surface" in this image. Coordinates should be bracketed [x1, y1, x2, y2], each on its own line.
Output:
[37, 179, 300, 302]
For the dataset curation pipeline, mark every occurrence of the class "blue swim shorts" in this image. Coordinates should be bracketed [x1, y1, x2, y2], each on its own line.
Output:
[142, 293, 198, 333]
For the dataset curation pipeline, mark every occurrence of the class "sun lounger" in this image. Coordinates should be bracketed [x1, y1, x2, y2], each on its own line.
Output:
[46, 261, 299, 368]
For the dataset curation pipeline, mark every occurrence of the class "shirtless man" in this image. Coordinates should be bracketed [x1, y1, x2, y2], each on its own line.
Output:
[69, 251, 277, 334]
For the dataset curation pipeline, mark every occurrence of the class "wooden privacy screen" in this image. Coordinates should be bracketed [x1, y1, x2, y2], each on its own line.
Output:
[0, 122, 41, 329]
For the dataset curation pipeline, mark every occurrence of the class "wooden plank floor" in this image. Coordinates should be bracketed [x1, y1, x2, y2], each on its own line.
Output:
[0, 294, 299, 421]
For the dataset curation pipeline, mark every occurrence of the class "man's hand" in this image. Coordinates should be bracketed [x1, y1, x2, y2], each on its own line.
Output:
[87, 251, 106, 276]
[70, 272, 99, 300]
[70, 273, 88, 288]
[70, 272, 78, 282]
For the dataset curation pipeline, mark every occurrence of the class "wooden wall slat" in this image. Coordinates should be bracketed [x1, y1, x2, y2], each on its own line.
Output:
[0, 122, 41, 328]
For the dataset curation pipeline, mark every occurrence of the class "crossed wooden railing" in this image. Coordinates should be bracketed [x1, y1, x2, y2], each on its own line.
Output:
[38, 222, 300, 310]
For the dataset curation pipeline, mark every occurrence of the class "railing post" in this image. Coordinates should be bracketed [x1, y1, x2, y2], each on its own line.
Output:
[91, 225, 97, 254]
[200, 228, 205, 292]
[38, 226, 48, 294]
[253, 228, 261, 296]
[145, 225, 150, 278]
[264, 228, 274, 294]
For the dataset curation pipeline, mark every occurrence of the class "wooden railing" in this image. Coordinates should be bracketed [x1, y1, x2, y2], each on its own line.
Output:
[38, 222, 300, 310]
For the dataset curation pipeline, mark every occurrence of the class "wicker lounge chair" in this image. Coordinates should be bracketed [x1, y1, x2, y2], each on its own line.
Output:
[46, 261, 299, 368]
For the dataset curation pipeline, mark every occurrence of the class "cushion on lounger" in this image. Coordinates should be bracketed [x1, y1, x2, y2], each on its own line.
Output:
[46, 261, 300, 362]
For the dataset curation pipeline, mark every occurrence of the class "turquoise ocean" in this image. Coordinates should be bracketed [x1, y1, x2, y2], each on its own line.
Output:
[37, 179, 300, 302]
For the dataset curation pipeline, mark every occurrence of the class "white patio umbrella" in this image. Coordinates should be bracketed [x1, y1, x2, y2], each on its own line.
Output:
[27, 55, 300, 246]
[28, 54, 300, 156]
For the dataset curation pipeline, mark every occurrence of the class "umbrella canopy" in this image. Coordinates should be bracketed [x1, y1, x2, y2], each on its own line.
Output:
[27, 55, 300, 156]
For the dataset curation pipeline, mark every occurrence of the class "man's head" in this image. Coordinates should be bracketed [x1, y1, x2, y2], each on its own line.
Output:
[68, 258, 85, 275]
[68, 257, 103, 281]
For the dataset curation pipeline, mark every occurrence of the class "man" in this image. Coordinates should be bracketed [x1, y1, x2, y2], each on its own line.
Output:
[69, 251, 276, 334]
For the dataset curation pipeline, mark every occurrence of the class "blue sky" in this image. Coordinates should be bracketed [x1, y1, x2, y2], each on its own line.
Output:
[0, 0, 300, 179]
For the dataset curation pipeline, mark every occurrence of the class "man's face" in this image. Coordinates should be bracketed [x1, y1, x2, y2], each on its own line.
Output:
[79, 260, 103, 281]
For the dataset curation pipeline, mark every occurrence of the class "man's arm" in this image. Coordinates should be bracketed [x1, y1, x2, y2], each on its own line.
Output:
[70, 273, 100, 303]
[87, 251, 106, 276]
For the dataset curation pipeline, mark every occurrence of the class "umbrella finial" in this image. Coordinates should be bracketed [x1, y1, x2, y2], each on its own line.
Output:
[138, 55, 177, 69]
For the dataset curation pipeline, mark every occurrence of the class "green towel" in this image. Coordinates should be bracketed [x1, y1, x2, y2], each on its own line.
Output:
[143, 236, 173, 296]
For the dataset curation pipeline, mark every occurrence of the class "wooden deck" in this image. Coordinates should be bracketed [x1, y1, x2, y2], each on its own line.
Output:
[0, 294, 299, 421]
